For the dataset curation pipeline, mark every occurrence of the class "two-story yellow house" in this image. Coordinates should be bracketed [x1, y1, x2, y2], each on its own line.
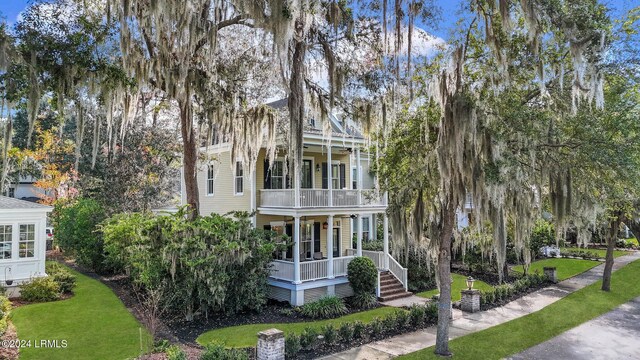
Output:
[182, 103, 411, 305]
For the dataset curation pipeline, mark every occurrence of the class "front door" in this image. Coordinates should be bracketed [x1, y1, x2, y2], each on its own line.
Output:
[302, 159, 313, 188]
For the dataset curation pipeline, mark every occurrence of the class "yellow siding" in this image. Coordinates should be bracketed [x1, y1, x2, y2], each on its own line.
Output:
[198, 149, 252, 216]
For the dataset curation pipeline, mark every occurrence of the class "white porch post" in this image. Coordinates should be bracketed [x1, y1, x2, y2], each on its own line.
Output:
[293, 216, 301, 284]
[327, 214, 334, 279]
[294, 151, 301, 208]
[327, 144, 333, 206]
[250, 167, 257, 227]
[357, 214, 363, 257]
[356, 148, 362, 205]
[383, 213, 389, 270]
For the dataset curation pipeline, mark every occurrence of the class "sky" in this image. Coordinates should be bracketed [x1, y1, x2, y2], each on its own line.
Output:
[0, 0, 638, 41]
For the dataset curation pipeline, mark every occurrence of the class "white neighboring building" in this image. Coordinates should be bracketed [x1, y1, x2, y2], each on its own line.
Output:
[6, 176, 48, 201]
[0, 196, 52, 296]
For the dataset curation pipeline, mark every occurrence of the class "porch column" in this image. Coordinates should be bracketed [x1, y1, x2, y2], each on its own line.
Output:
[250, 167, 257, 227]
[356, 148, 362, 205]
[357, 214, 363, 257]
[383, 213, 389, 270]
[327, 144, 333, 206]
[294, 151, 301, 208]
[293, 216, 301, 284]
[327, 214, 334, 279]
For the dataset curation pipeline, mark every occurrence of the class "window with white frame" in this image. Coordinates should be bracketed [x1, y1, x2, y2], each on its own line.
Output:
[271, 161, 284, 189]
[352, 167, 357, 189]
[19, 224, 35, 258]
[207, 165, 215, 196]
[0, 225, 12, 259]
[235, 161, 243, 195]
[362, 217, 370, 241]
[331, 164, 340, 189]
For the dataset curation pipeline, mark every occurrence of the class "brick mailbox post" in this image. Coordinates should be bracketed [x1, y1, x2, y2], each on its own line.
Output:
[257, 328, 285, 360]
[543, 266, 558, 283]
[461, 289, 481, 313]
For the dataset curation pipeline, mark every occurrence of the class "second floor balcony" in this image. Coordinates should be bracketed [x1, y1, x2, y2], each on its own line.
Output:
[259, 188, 387, 208]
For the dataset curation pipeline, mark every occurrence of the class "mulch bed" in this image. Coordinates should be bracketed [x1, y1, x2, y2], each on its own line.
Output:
[0, 323, 19, 360]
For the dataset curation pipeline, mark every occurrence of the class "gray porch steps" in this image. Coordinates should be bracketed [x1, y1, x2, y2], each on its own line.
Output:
[378, 271, 412, 302]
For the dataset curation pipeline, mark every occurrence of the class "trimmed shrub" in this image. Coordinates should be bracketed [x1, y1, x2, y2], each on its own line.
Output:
[394, 309, 409, 330]
[338, 322, 354, 342]
[285, 334, 301, 359]
[347, 257, 378, 295]
[352, 320, 365, 339]
[321, 324, 338, 345]
[165, 345, 186, 360]
[200, 343, 249, 360]
[299, 296, 348, 319]
[300, 327, 319, 350]
[20, 277, 60, 302]
[408, 304, 426, 327]
[45, 262, 77, 294]
[424, 302, 438, 323]
[367, 317, 383, 337]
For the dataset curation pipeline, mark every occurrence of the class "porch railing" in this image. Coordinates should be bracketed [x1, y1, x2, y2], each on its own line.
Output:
[269, 256, 357, 283]
[260, 189, 386, 208]
[270, 260, 295, 282]
[345, 249, 408, 291]
[346, 249, 384, 269]
[387, 254, 408, 291]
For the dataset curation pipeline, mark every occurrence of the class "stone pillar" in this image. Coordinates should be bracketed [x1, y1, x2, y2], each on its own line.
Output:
[461, 289, 481, 313]
[544, 267, 558, 283]
[257, 328, 285, 360]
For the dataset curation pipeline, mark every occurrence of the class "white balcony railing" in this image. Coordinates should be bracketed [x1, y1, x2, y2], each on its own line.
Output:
[260, 189, 387, 208]
[269, 256, 356, 282]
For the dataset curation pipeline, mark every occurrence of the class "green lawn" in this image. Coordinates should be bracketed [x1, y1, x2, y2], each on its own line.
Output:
[399, 258, 640, 360]
[513, 258, 600, 281]
[12, 264, 150, 360]
[197, 306, 401, 348]
[416, 273, 494, 302]
[561, 247, 630, 258]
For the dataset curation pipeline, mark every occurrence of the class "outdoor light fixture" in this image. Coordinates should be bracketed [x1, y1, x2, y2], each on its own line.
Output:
[466, 276, 475, 290]
[4, 267, 12, 286]
[322, 222, 328, 229]
[349, 214, 357, 219]
[316, 164, 320, 172]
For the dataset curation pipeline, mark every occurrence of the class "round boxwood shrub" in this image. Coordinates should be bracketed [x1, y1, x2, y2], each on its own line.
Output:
[20, 277, 61, 302]
[347, 257, 377, 295]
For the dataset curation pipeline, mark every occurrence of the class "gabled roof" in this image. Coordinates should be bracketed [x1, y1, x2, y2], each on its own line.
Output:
[0, 196, 52, 212]
[265, 98, 364, 140]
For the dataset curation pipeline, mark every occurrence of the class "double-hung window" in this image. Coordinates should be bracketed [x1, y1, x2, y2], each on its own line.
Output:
[19, 224, 35, 258]
[0, 225, 12, 259]
[235, 161, 243, 195]
[362, 217, 370, 241]
[207, 165, 215, 196]
[271, 161, 284, 189]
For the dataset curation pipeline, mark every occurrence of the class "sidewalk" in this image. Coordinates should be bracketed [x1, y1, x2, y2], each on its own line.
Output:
[319, 252, 640, 360]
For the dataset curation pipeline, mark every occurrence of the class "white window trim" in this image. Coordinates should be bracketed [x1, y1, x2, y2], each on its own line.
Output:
[234, 160, 244, 196]
[206, 164, 215, 197]
[270, 159, 286, 190]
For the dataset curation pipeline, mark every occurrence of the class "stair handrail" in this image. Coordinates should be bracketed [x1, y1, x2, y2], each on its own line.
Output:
[386, 253, 408, 291]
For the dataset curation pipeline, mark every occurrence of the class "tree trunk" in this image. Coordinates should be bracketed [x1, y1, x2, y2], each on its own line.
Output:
[601, 213, 622, 291]
[179, 99, 200, 220]
[435, 200, 456, 356]
[288, 17, 306, 198]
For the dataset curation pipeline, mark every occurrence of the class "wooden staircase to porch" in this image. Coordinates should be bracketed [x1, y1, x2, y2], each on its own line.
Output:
[378, 271, 412, 302]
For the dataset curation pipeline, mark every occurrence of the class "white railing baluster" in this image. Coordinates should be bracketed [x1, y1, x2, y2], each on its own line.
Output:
[260, 189, 386, 208]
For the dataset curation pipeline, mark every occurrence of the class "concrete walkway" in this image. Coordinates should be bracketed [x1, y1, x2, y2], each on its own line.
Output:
[319, 252, 640, 360]
[510, 296, 640, 360]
